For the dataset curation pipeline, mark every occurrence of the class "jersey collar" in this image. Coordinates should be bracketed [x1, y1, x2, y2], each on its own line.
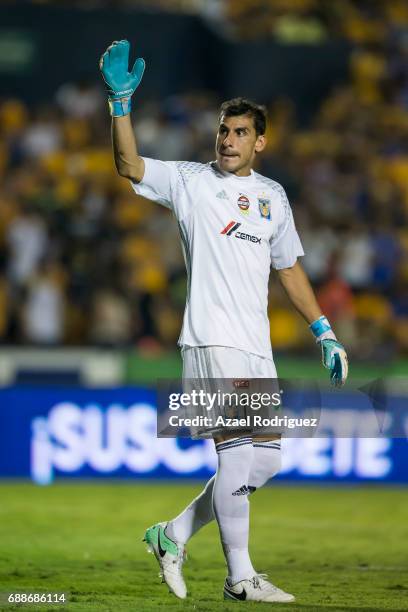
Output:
[212, 161, 255, 182]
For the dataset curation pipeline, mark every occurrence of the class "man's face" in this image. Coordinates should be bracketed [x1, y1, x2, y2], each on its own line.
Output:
[215, 113, 266, 176]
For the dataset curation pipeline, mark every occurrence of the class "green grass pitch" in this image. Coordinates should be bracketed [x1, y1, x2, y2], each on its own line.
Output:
[0, 482, 407, 611]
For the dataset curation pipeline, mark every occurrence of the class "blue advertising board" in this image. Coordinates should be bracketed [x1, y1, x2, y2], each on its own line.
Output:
[0, 386, 406, 484]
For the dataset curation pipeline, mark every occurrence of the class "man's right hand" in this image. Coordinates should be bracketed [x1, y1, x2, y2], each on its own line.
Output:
[99, 40, 145, 116]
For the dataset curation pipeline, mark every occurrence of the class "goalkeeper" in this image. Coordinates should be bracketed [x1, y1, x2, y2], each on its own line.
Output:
[100, 40, 348, 604]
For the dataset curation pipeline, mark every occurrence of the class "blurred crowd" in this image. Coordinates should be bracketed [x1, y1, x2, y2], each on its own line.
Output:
[21, 0, 408, 43]
[1, 0, 408, 359]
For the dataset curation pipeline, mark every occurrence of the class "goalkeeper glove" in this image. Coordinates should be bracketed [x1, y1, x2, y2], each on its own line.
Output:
[99, 39, 145, 117]
[310, 316, 348, 387]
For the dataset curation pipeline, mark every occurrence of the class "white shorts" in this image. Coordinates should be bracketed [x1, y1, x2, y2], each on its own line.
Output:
[181, 346, 279, 438]
[181, 345, 277, 379]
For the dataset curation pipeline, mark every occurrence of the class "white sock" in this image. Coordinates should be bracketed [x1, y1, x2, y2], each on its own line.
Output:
[213, 437, 256, 583]
[166, 475, 215, 545]
[249, 440, 281, 490]
[166, 440, 281, 546]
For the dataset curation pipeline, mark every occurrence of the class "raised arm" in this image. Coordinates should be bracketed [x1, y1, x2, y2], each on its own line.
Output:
[112, 115, 144, 182]
[99, 40, 145, 182]
[277, 260, 349, 386]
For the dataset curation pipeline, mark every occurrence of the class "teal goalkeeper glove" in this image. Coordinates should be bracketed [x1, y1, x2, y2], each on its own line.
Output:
[99, 39, 145, 117]
[310, 316, 349, 387]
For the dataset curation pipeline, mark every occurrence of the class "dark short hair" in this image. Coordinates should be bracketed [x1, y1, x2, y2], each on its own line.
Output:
[219, 97, 267, 136]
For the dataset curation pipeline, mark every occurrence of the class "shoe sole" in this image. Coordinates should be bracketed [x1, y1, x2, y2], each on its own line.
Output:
[223, 589, 295, 603]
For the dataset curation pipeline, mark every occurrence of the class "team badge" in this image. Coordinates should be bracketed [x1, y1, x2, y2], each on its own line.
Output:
[237, 194, 250, 215]
[258, 197, 271, 220]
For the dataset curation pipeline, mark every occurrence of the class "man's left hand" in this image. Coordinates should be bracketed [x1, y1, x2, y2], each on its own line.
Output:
[320, 338, 348, 387]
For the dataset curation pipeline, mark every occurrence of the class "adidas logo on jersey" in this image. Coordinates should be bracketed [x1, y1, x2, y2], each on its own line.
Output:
[232, 485, 257, 496]
[216, 190, 229, 200]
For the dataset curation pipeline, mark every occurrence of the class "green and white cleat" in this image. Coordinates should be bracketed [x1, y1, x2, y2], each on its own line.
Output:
[223, 574, 295, 603]
[143, 522, 187, 599]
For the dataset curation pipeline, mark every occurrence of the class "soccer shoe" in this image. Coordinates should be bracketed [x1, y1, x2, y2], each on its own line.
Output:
[143, 522, 187, 599]
[223, 574, 295, 603]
